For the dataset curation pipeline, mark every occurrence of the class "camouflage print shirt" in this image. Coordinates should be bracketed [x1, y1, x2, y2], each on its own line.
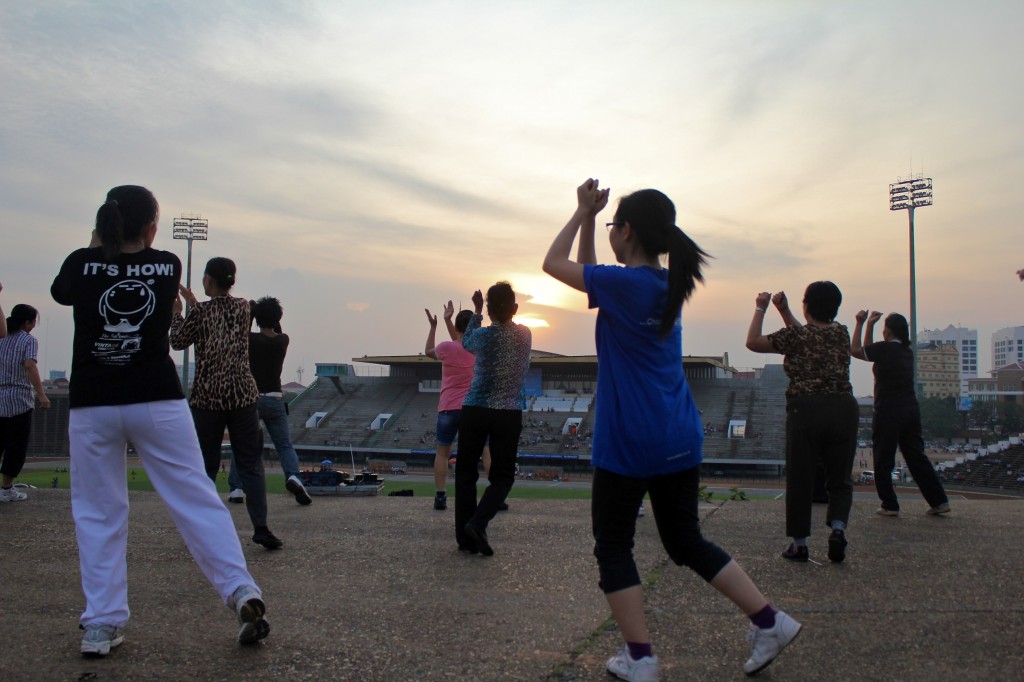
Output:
[767, 323, 853, 399]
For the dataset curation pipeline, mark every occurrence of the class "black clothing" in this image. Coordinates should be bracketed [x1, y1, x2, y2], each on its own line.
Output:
[866, 341, 915, 405]
[51, 248, 183, 408]
[785, 393, 859, 538]
[249, 333, 288, 394]
[864, 341, 948, 511]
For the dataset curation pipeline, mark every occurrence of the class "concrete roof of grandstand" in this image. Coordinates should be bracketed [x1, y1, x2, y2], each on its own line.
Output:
[356, 352, 734, 373]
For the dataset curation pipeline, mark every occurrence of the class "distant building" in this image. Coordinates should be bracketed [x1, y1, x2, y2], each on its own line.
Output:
[991, 326, 1024, 374]
[918, 325, 977, 395]
[48, 369, 67, 381]
[967, 361, 1024, 406]
[916, 342, 960, 399]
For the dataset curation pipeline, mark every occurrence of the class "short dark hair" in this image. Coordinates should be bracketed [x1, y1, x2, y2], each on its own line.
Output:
[252, 296, 283, 329]
[486, 281, 516, 322]
[802, 281, 842, 322]
[454, 310, 473, 333]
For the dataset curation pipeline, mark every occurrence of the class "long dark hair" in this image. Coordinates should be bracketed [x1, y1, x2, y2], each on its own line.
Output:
[885, 313, 911, 347]
[94, 185, 158, 261]
[6, 304, 38, 332]
[615, 189, 709, 336]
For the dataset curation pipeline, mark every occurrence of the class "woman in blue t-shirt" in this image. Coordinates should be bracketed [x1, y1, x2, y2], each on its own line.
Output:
[543, 179, 801, 680]
[851, 310, 950, 516]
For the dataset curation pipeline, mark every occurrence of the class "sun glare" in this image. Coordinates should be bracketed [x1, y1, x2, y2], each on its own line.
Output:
[508, 273, 587, 312]
[514, 316, 550, 328]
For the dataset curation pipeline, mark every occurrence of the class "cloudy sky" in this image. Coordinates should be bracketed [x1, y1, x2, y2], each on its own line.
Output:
[2, 0, 1022, 395]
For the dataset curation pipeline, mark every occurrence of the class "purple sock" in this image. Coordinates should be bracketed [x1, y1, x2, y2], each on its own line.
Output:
[749, 604, 777, 630]
[626, 642, 653, 660]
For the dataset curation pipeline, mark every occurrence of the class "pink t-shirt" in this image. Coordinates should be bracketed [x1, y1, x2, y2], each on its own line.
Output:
[434, 340, 475, 412]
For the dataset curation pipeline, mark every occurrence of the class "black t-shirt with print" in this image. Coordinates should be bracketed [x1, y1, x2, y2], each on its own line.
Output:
[51, 247, 184, 408]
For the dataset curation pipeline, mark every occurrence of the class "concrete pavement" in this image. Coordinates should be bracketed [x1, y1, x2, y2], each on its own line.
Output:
[1, 488, 1021, 681]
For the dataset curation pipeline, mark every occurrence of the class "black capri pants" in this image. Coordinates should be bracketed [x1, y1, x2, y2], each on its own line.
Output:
[592, 465, 731, 594]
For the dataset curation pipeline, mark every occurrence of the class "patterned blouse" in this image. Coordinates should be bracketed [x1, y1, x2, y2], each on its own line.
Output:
[170, 296, 258, 410]
[462, 314, 532, 410]
[767, 323, 853, 399]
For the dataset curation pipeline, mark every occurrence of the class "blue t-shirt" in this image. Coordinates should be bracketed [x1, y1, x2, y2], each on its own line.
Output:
[584, 264, 703, 478]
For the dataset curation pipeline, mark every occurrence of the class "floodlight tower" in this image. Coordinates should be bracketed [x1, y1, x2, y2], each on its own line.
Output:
[172, 215, 209, 392]
[889, 175, 933, 395]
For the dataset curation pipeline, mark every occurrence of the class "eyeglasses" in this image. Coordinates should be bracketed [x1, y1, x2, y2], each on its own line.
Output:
[605, 222, 624, 232]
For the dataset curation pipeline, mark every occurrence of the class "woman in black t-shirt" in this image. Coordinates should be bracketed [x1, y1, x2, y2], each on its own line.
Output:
[851, 310, 950, 516]
[51, 185, 271, 656]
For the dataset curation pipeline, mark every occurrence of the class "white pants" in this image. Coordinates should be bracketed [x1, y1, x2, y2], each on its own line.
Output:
[70, 400, 259, 627]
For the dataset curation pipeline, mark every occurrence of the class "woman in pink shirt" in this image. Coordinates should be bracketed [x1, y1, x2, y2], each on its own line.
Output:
[424, 301, 487, 511]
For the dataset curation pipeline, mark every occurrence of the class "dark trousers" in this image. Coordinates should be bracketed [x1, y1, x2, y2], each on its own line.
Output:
[0, 409, 33, 478]
[454, 406, 521, 547]
[785, 393, 858, 538]
[592, 466, 731, 593]
[191, 403, 267, 529]
[873, 400, 948, 510]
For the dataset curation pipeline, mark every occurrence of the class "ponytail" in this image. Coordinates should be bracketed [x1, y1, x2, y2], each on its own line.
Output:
[94, 186, 158, 261]
[662, 227, 708, 335]
[6, 304, 39, 332]
[205, 257, 237, 291]
[95, 199, 124, 260]
[884, 313, 911, 347]
[615, 188, 710, 336]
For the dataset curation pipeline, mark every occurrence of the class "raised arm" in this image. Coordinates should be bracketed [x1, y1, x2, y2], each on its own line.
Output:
[862, 311, 882, 351]
[772, 291, 800, 328]
[169, 285, 203, 351]
[745, 291, 779, 353]
[424, 308, 439, 359]
[441, 300, 458, 341]
[851, 310, 869, 360]
[542, 178, 609, 293]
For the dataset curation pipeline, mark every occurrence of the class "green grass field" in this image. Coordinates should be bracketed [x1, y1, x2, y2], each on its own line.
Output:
[16, 467, 763, 501]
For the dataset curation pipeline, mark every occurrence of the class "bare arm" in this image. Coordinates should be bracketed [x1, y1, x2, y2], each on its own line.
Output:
[424, 308, 438, 359]
[24, 359, 50, 408]
[851, 310, 868, 360]
[441, 300, 458, 341]
[862, 311, 882, 351]
[746, 292, 779, 353]
[542, 179, 609, 293]
[772, 291, 801, 328]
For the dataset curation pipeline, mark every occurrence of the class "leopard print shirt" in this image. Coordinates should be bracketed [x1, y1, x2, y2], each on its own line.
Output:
[170, 296, 258, 410]
[767, 323, 853, 399]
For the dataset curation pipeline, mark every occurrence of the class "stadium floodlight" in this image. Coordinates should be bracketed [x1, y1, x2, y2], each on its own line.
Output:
[889, 175, 933, 395]
[172, 214, 210, 391]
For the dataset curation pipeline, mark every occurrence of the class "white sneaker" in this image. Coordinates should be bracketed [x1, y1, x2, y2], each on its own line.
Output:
[227, 488, 244, 504]
[0, 486, 27, 502]
[229, 585, 270, 645]
[637, 504, 645, 518]
[743, 610, 801, 675]
[81, 624, 124, 656]
[285, 475, 313, 505]
[606, 647, 659, 681]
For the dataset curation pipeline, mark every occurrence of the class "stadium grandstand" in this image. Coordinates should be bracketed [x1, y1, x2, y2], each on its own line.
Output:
[275, 351, 792, 479]
[25, 352, 791, 478]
